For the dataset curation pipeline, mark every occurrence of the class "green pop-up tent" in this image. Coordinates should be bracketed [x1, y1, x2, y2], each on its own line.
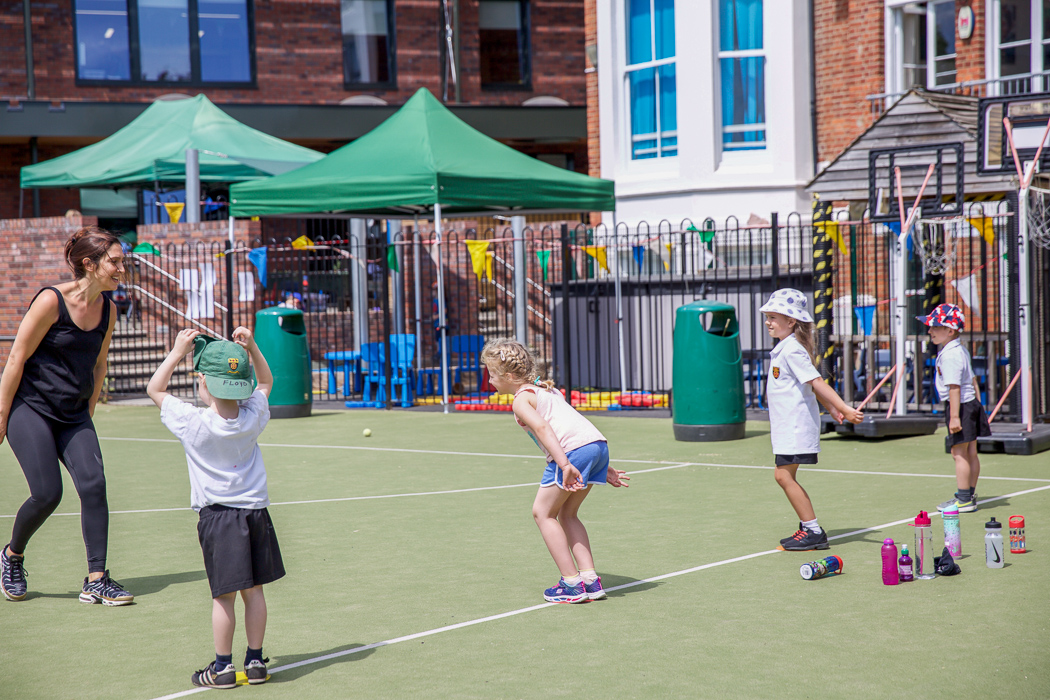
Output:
[229, 88, 614, 216]
[21, 94, 323, 189]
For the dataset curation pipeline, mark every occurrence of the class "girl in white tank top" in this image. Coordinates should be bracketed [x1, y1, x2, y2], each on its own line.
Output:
[482, 339, 629, 604]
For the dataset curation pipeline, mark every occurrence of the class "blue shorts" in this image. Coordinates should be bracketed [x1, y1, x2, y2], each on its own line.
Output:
[541, 441, 610, 489]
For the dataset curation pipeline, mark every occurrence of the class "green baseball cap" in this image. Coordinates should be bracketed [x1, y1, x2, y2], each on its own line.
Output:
[192, 335, 255, 400]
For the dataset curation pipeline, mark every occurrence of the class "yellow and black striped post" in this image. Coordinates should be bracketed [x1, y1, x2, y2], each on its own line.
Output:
[812, 196, 835, 379]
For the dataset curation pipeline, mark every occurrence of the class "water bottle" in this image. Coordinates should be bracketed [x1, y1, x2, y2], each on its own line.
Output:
[881, 538, 899, 585]
[942, 504, 962, 557]
[1009, 515, 1026, 554]
[898, 544, 914, 582]
[985, 517, 1005, 569]
[914, 511, 936, 579]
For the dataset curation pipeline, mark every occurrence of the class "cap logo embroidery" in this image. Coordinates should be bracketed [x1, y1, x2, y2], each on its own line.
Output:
[228, 357, 239, 373]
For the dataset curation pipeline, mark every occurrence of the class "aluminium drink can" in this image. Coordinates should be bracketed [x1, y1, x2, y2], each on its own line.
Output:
[800, 555, 844, 580]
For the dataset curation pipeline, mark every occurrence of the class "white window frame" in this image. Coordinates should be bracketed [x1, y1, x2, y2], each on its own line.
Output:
[622, 0, 677, 162]
[886, 0, 957, 95]
[989, 0, 1047, 93]
[715, 3, 766, 152]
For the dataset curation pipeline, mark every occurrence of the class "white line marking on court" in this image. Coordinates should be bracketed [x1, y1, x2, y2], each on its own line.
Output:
[147, 482, 1050, 700]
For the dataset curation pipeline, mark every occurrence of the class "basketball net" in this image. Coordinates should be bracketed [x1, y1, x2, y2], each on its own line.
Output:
[913, 217, 962, 275]
[1025, 184, 1050, 249]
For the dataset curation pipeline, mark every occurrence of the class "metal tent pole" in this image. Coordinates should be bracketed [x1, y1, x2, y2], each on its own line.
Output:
[614, 229, 627, 397]
[185, 148, 200, 223]
[512, 215, 526, 343]
[350, 218, 368, 353]
[413, 215, 423, 372]
[389, 219, 404, 334]
[435, 203, 450, 413]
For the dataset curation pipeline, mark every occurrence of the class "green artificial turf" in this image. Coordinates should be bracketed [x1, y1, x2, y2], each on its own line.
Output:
[1, 406, 1048, 699]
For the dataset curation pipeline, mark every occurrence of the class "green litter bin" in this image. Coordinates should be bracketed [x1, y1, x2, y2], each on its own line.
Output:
[255, 307, 312, 418]
[672, 300, 746, 441]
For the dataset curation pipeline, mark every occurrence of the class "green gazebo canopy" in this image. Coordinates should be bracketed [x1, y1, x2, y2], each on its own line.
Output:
[229, 88, 614, 217]
[21, 95, 323, 189]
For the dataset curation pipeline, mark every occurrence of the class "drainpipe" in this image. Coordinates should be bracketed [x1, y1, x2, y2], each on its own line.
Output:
[24, 0, 34, 99]
[30, 137, 40, 218]
[809, 0, 819, 177]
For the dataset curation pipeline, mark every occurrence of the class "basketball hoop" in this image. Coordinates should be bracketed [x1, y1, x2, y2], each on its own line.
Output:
[913, 217, 962, 275]
[1025, 184, 1050, 249]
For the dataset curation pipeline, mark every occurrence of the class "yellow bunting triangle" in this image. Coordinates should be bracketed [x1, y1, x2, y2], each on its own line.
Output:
[291, 235, 314, 250]
[967, 218, 995, 246]
[664, 243, 673, 271]
[816, 220, 848, 255]
[465, 240, 494, 280]
[163, 202, 185, 224]
[582, 245, 609, 272]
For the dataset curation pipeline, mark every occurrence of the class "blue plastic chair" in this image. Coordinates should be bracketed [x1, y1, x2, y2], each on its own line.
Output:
[324, 350, 361, 397]
[450, 334, 485, 388]
[361, 343, 385, 404]
[389, 334, 416, 407]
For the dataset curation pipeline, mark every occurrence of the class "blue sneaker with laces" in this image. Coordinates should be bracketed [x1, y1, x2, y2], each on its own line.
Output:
[583, 576, 607, 601]
[543, 577, 587, 604]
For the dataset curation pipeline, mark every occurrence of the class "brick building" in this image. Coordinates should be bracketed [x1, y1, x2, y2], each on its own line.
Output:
[0, 0, 590, 220]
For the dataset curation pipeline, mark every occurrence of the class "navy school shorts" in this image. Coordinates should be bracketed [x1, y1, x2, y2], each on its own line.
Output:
[197, 504, 285, 598]
[775, 453, 819, 467]
[944, 398, 991, 447]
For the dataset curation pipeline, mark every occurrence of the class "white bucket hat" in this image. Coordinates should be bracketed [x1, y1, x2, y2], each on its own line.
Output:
[759, 288, 814, 323]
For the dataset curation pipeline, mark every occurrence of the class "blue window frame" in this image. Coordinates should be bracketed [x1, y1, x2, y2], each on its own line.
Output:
[625, 0, 676, 160]
[718, 0, 765, 151]
[73, 0, 255, 86]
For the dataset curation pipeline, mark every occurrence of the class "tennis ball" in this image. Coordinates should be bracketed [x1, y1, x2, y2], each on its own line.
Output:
[363, 428, 372, 437]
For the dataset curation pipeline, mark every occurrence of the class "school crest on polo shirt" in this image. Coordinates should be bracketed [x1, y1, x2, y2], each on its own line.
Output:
[228, 357, 240, 373]
[772, 366, 780, 379]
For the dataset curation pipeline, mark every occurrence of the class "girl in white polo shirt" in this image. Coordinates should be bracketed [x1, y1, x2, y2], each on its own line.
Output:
[760, 289, 863, 551]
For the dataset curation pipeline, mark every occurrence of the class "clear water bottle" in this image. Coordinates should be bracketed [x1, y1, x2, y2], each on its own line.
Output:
[881, 538, 899, 585]
[985, 517, 1005, 569]
[914, 511, 936, 579]
[898, 544, 914, 582]
[942, 504, 961, 557]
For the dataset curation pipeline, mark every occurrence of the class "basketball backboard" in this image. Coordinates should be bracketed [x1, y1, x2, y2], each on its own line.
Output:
[977, 95, 1050, 175]
[867, 143, 965, 223]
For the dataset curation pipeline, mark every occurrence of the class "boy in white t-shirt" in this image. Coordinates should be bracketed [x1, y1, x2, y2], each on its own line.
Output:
[917, 304, 990, 514]
[147, 327, 284, 689]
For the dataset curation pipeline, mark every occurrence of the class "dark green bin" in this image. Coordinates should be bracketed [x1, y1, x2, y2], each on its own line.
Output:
[255, 307, 312, 418]
[672, 300, 746, 441]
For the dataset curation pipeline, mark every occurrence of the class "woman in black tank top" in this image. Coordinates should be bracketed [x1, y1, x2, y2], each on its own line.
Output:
[0, 226, 134, 606]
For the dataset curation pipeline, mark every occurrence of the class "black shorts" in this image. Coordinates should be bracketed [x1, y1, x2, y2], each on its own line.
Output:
[775, 453, 818, 467]
[197, 505, 285, 598]
[944, 398, 991, 447]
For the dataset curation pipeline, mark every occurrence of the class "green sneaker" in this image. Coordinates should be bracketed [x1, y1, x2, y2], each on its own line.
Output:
[938, 496, 976, 514]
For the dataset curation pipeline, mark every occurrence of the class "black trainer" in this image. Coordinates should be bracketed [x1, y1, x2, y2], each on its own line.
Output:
[780, 523, 805, 547]
[781, 528, 830, 551]
[245, 658, 270, 685]
[191, 662, 237, 689]
[1, 545, 28, 601]
[79, 570, 134, 606]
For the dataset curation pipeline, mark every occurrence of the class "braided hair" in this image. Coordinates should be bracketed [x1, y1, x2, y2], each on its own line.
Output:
[481, 338, 555, 390]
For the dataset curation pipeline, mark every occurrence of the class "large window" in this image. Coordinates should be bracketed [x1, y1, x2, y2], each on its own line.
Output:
[74, 0, 253, 84]
[341, 0, 395, 86]
[995, 0, 1050, 88]
[890, 1, 956, 92]
[718, 0, 765, 151]
[479, 0, 530, 87]
[625, 0, 676, 160]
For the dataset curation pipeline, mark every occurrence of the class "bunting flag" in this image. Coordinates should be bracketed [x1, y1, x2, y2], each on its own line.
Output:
[536, 250, 551, 281]
[386, 245, 400, 272]
[464, 239, 494, 280]
[967, 217, 995, 246]
[686, 223, 716, 244]
[950, 273, 982, 316]
[163, 202, 185, 224]
[884, 220, 913, 258]
[132, 242, 161, 256]
[247, 246, 268, 288]
[581, 245, 608, 272]
[664, 243, 673, 272]
[815, 220, 848, 256]
[632, 245, 645, 271]
[291, 235, 314, 250]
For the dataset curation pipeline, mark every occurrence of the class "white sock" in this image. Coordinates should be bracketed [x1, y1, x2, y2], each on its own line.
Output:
[579, 569, 598, 584]
[562, 574, 582, 586]
[802, 518, 821, 533]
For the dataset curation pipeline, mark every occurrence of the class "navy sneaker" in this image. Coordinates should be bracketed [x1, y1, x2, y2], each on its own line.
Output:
[780, 523, 806, 547]
[780, 528, 830, 551]
[543, 577, 587, 604]
[245, 658, 269, 685]
[583, 576, 607, 601]
[1, 545, 28, 601]
[191, 662, 237, 689]
[79, 570, 134, 606]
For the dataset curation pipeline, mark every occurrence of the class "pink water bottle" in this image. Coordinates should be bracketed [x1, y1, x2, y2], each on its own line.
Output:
[881, 538, 900, 585]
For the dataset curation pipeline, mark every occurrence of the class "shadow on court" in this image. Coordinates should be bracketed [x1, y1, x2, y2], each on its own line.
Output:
[115, 569, 208, 596]
[600, 573, 660, 598]
[825, 528, 886, 546]
[269, 643, 376, 682]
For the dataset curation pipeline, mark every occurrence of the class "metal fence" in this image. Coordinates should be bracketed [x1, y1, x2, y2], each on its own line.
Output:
[106, 205, 1047, 423]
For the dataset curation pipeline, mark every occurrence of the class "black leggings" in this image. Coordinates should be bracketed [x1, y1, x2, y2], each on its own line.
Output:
[7, 399, 109, 573]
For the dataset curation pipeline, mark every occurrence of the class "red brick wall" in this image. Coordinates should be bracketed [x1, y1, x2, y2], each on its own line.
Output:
[0, 144, 83, 221]
[0, 0, 584, 106]
[955, 0, 985, 84]
[0, 215, 100, 365]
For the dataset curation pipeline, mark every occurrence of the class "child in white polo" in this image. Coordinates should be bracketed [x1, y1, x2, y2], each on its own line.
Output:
[917, 303, 990, 513]
[147, 327, 284, 690]
[761, 289, 863, 551]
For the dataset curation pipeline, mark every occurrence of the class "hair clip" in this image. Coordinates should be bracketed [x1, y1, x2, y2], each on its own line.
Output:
[499, 350, 506, 361]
